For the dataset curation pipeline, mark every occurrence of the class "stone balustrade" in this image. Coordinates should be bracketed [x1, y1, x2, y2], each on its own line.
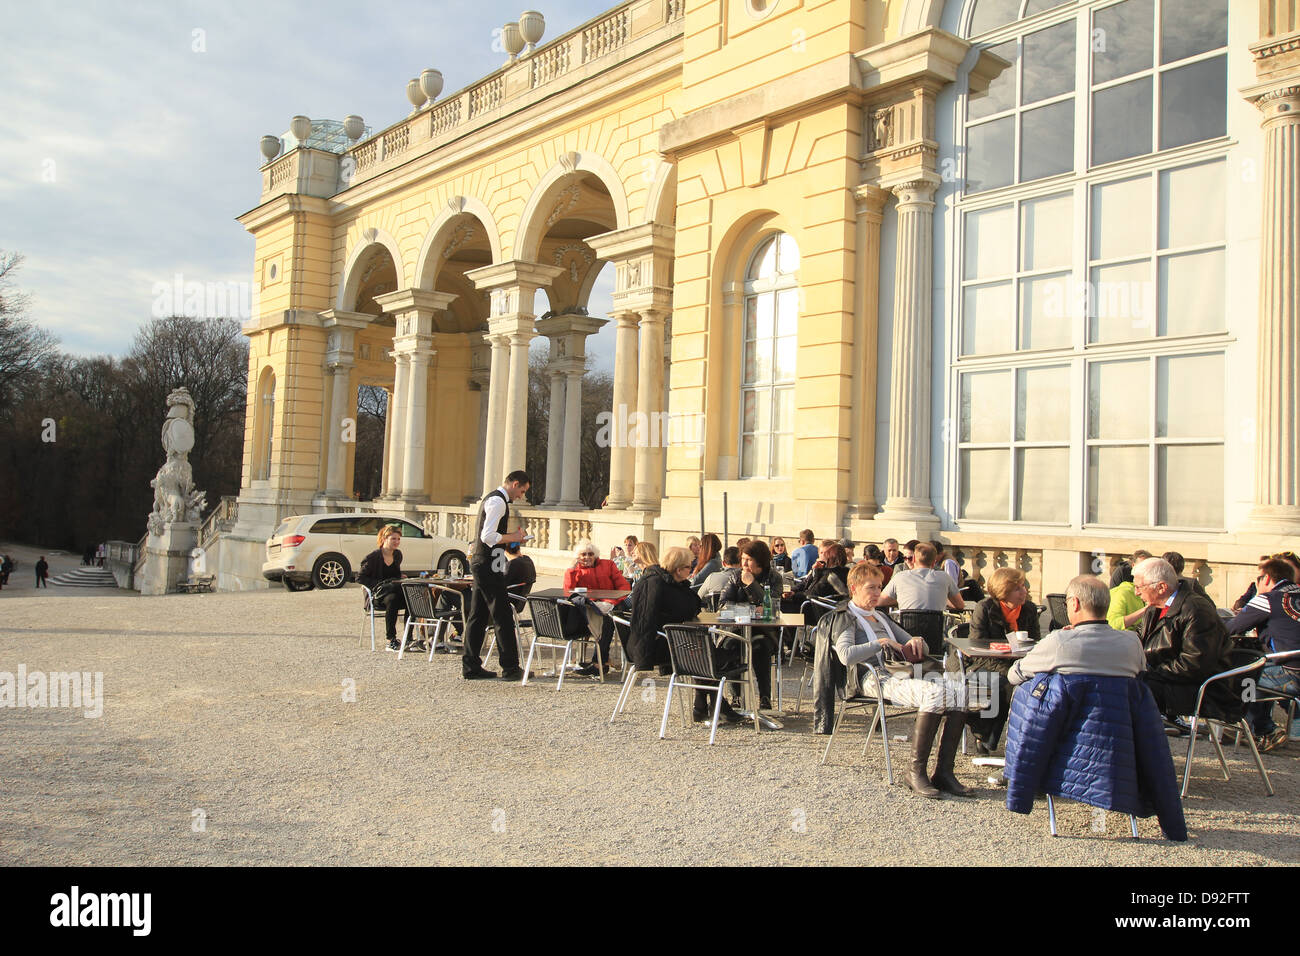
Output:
[258, 0, 685, 201]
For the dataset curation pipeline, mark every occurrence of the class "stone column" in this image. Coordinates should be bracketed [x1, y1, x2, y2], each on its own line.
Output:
[465, 260, 565, 491]
[386, 351, 409, 498]
[1247, 84, 1300, 532]
[543, 367, 566, 504]
[876, 178, 940, 524]
[401, 347, 433, 502]
[471, 371, 490, 501]
[848, 185, 889, 517]
[319, 310, 369, 499]
[323, 361, 353, 496]
[560, 364, 585, 507]
[632, 307, 666, 511]
[503, 327, 534, 474]
[607, 310, 640, 508]
[482, 332, 510, 495]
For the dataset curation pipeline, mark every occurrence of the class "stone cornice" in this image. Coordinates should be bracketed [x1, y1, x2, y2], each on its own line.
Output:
[236, 193, 334, 234]
[658, 55, 861, 158]
[855, 27, 980, 97]
[585, 222, 676, 260]
[373, 288, 458, 316]
[318, 309, 373, 330]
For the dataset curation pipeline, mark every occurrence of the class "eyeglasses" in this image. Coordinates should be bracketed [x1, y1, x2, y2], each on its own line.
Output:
[859, 584, 882, 592]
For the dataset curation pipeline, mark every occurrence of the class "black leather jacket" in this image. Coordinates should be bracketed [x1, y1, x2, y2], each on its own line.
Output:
[1139, 586, 1231, 685]
[626, 565, 702, 667]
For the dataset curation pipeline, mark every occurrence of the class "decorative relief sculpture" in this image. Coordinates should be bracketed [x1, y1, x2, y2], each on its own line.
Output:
[147, 387, 208, 536]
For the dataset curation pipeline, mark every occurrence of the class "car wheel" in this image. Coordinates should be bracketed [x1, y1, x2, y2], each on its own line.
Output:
[439, 551, 467, 578]
[312, 554, 350, 590]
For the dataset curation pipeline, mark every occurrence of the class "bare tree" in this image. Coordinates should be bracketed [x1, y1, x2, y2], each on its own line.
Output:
[0, 252, 59, 418]
[353, 384, 387, 499]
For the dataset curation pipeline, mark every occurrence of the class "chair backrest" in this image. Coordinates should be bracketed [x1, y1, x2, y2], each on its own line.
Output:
[1046, 593, 1070, 629]
[360, 583, 375, 612]
[400, 580, 436, 620]
[896, 608, 945, 656]
[526, 597, 570, 642]
[663, 624, 717, 680]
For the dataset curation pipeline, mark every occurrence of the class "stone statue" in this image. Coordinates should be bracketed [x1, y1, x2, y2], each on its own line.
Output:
[147, 387, 208, 536]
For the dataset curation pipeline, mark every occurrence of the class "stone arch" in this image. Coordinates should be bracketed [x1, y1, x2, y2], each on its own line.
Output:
[336, 227, 405, 312]
[643, 162, 677, 228]
[899, 0, 945, 32]
[515, 151, 631, 263]
[252, 366, 276, 481]
[413, 196, 504, 290]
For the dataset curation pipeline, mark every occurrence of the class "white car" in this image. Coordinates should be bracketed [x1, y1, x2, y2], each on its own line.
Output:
[262, 513, 470, 590]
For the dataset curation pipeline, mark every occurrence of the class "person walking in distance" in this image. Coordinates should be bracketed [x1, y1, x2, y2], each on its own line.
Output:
[463, 470, 533, 681]
[35, 556, 49, 588]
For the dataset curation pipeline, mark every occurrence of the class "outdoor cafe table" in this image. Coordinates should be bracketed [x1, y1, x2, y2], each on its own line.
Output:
[945, 635, 1032, 767]
[529, 587, 631, 602]
[693, 609, 804, 732]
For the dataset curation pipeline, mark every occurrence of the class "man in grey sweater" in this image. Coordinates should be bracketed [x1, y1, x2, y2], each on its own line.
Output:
[1010, 575, 1145, 686]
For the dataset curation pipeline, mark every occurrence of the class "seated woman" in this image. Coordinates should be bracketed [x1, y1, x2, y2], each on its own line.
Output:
[689, 532, 723, 587]
[357, 523, 409, 652]
[625, 543, 702, 678]
[717, 539, 785, 709]
[966, 566, 1040, 754]
[562, 541, 630, 675]
[826, 562, 975, 798]
[771, 537, 793, 572]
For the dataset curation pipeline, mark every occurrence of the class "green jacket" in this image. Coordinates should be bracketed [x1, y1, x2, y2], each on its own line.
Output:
[1107, 581, 1145, 632]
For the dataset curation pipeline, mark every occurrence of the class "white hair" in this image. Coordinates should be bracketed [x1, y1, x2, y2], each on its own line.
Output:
[574, 539, 597, 558]
[1133, 557, 1177, 590]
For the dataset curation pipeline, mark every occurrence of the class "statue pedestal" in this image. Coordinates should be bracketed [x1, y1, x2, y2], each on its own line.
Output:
[139, 523, 198, 596]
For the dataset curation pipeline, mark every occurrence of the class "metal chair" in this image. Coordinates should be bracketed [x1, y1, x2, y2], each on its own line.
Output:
[396, 580, 457, 662]
[894, 608, 947, 657]
[610, 614, 662, 724]
[791, 598, 837, 714]
[359, 584, 379, 650]
[1045, 594, 1070, 630]
[522, 596, 603, 689]
[659, 625, 748, 745]
[1180, 648, 1274, 798]
[426, 583, 469, 655]
[820, 656, 916, 783]
[1255, 648, 1300, 738]
[484, 585, 530, 665]
[1044, 795, 1140, 839]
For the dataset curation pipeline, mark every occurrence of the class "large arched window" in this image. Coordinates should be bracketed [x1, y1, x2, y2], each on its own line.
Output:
[741, 233, 799, 479]
[254, 368, 276, 481]
[953, 0, 1229, 531]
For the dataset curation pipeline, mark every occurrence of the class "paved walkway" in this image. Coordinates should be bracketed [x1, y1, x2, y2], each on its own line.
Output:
[2, 585, 1296, 865]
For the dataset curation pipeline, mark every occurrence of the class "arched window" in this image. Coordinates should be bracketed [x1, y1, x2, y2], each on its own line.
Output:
[953, 0, 1229, 531]
[255, 369, 276, 481]
[741, 233, 799, 479]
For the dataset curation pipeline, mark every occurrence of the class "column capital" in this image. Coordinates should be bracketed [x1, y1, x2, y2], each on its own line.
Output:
[465, 260, 564, 316]
[373, 288, 457, 316]
[853, 184, 890, 220]
[587, 223, 675, 314]
[319, 309, 373, 331]
[891, 178, 940, 208]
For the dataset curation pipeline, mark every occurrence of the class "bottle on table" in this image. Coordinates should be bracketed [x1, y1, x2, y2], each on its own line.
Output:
[762, 583, 773, 621]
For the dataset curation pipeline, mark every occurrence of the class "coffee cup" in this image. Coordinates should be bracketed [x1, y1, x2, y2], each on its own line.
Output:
[1010, 630, 1030, 647]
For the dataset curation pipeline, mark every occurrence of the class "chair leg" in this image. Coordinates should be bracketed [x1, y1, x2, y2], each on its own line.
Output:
[821, 698, 848, 765]
[1181, 716, 1199, 798]
[522, 635, 539, 686]
[556, 642, 572, 691]
[708, 681, 725, 746]
[596, 642, 605, 684]
[1237, 719, 1276, 797]
[1047, 794, 1058, 837]
[397, 620, 411, 660]
[1129, 815, 1140, 839]
[1208, 722, 1231, 781]
[611, 666, 639, 723]
[659, 676, 677, 739]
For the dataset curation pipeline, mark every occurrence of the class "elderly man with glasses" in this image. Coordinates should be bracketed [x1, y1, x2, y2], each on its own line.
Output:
[1133, 557, 1234, 721]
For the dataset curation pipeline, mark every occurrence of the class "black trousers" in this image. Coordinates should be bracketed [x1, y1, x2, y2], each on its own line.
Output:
[463, 561, 519, 673]
[378, 592, 406, 641]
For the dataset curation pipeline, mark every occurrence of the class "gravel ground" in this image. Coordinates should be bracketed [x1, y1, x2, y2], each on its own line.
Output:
[1, 576, 1297, 866]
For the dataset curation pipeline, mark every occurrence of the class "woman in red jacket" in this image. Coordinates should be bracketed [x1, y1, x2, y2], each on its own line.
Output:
[563, 541, 631, 592]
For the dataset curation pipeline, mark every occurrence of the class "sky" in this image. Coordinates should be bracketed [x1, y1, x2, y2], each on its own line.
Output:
[0, 0, 618, 372]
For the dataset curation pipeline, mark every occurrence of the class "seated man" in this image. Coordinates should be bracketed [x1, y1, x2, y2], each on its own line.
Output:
[825, 562, 976, 798]
[875, 542, 965, 612]
[1226, 556, 1300, 751]
[1133, 557, 1234, 721]
[698, 546, 741, 602]
[1010, 575, 1146, 687]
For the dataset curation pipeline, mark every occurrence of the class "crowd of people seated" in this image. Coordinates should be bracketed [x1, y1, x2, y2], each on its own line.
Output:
[367, 513, 1299, 793]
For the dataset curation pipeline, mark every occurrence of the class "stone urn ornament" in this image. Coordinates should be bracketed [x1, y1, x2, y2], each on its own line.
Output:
[290, 115, 312, 144]
[419, 69, 443, 103]
[260, 135, 282, 163]
[342, 115, 365, 142]
[502, 21, 524, 62]
[147, 387, 208, 537]
[519, 10, 545, 52]
[407, 79, 427, 110]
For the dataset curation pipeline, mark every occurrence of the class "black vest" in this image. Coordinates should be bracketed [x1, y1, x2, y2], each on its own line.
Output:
[471, 489, 510, 565]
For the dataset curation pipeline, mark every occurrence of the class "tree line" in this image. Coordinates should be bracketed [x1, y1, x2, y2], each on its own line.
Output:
[0, 252, 248, 552]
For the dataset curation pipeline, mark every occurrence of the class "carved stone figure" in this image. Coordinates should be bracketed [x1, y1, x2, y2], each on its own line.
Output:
[147, 387, 208, 536]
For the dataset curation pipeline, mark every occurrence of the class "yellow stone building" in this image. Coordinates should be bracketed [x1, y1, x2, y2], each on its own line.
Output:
[218, 0, 1300, 605]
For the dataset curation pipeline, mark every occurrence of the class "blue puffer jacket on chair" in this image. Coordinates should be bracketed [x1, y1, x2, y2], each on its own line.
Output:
[1004, 673, 1188, 841]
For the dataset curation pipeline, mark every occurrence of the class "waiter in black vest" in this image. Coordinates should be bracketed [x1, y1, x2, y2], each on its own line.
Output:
[463, 470, 532, 680]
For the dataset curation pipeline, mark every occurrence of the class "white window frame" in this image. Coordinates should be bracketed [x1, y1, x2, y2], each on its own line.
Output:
[739, 233, 799, 480]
